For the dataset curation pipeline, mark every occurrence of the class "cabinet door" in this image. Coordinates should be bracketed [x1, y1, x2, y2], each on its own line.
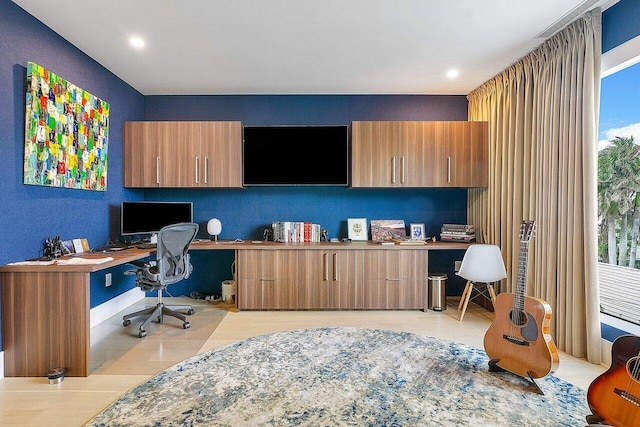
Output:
[123, 122, 161, 187]
[236, 249, 299, 309]
[200, 122, 242, 188]
[440, 121, 488, 187]
[330, 250, 365, 309]
[165, 122, 200, 187]
[236, 250, 261, 309]
[351, 121, 401, 187]
[297, 250, 364, 309]
[398, 121, 443, 187]
[363, 250, 427, 309]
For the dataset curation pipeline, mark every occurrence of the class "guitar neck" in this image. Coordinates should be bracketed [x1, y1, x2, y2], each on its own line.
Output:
[515, 240, 529, 310]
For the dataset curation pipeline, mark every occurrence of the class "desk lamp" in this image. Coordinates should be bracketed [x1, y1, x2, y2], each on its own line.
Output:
[207, 218, 222, 241]
[456, 244, 506, 321]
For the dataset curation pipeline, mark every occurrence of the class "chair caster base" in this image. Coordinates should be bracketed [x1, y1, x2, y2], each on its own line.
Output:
[183, 321, 191, 329]
[123, 319, 131, 327]
[138, 329, 147, 338]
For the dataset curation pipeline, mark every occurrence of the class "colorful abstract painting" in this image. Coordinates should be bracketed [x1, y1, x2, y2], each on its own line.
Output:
[23, 62, 109, 191]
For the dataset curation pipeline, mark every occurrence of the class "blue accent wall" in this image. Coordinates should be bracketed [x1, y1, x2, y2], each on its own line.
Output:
[1, 0, 636, 352]
[602, 0, 640, 53]
[0, 0, 145, 348]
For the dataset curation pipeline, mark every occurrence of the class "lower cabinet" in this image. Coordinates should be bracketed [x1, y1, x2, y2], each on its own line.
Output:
[363, 250, 427, 310]
[298, 250, 365, 309]
[236, 250, 298, 310]
[237, 248, 427, 310]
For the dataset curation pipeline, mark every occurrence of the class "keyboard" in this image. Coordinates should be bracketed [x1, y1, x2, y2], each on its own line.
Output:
[133, 243, 156, 249]
[92, 244, 128, 252]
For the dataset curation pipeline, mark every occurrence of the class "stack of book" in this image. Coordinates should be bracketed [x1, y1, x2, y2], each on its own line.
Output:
[272, 221, 322, 243]
[440, 224, 475, 242]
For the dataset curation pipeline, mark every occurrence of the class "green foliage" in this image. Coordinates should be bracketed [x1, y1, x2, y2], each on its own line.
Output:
[598, 136, 640, 266]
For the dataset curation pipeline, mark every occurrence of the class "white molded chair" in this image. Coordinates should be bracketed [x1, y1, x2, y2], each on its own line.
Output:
[456, 244, 506, 321]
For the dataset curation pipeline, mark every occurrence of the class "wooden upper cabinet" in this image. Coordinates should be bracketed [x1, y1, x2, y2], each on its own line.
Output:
[351, 121, 487, 188]
[200, 121, 242, 188]
[440, 121, 488, 187]
[351, 121, 400, 187]
[123, 121, 242, 188]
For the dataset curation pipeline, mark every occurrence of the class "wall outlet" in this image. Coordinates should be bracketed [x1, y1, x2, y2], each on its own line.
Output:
[105, 272, 112, 287]
[454, 260, 462, 272]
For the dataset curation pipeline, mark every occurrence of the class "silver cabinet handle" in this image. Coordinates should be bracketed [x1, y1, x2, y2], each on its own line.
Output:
[156, 157, 160, 184]
[195, 157, 199, 184]
[323, 253, 328, 281]
[204, 157, 209, 184]
[391, 157, 396, 184]
[333, 253, 338, 281]
[447, 156, 451, 183]
[401, 156, 405, 183]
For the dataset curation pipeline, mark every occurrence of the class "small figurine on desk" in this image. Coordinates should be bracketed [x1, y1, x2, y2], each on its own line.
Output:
[43, 235, 63, 258]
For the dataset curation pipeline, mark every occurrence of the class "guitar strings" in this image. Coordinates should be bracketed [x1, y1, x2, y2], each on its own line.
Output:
[628, 350, 640, 403]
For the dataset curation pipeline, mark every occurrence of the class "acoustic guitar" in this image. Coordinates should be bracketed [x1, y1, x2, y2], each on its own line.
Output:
[587, 334, 640, 427]
[483, 220, 560, 387]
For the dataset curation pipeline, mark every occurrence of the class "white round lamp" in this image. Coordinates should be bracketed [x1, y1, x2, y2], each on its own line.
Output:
[207, 218, 222, 241]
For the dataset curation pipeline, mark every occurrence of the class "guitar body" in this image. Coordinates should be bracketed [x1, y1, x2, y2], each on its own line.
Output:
[587, 335, 640, 427]
[483, 292, 560, 379]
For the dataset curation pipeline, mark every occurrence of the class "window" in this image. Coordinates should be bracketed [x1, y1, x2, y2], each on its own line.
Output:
[598, 34, 640, 337]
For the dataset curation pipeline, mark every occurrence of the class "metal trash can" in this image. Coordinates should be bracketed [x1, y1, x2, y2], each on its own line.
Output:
[428, 273, 448, 311]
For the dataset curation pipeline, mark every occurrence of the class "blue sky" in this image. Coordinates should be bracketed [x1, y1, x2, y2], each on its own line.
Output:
[599, 60, 640, 150]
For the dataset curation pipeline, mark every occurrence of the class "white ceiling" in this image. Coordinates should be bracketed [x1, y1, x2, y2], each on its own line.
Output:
[12, 0, 613, 96]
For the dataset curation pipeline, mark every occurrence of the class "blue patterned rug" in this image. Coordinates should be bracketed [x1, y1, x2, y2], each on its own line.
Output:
[86, 327, 590, 426]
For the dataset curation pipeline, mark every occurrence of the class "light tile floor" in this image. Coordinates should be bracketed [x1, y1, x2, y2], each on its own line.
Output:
[0, 297, 606, 426]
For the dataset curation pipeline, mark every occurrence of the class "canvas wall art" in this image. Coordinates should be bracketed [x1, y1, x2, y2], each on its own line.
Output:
[23, 62, 110, 191]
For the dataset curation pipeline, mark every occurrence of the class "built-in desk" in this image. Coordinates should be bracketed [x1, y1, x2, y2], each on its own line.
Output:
[0, 249, 152, 377]
[0, 241, 468, 377]
[190, 240, 469, 310]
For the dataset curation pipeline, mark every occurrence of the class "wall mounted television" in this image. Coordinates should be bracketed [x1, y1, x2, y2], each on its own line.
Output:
[121, 201, 193, 237]
[243, 125, 349, 186]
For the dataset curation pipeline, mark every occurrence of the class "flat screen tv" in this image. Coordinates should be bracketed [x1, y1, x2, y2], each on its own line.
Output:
[243, 125, 349, 186]
[121, 201, 193, 237]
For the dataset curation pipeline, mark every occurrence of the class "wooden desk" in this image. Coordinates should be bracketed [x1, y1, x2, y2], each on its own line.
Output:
[0, 241, 468, 377]
[191, 240, 469, 311]
[0, 249, 152, 377]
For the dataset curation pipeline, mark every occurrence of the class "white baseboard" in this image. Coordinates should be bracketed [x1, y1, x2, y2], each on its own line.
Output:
[90, 288, 145, 328]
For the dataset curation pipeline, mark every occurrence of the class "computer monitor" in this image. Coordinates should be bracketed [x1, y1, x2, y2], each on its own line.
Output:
[121, 201, 193, 238]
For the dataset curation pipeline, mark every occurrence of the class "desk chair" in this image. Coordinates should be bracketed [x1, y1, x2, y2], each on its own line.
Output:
[456, 244, 506, 321]
[122, 222, 199, 337]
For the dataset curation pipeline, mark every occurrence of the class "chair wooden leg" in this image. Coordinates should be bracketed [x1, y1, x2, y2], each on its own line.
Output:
[459, 280, 474, 321]
[487, 283, 497, 306]
[458, 280, 471, 311]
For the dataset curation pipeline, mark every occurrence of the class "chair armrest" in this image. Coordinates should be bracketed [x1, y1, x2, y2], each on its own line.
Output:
[127, 259, 154, 269]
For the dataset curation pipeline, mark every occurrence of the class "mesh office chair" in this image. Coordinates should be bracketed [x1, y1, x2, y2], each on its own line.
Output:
[123, 222, 199, 337]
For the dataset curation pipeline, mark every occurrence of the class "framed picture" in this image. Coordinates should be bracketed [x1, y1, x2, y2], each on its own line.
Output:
[347, 218, 368, 241]
[410, 223, 426, 240]
[370, 219, 406, 242]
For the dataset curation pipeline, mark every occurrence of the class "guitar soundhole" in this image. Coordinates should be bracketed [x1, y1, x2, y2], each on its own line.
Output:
[626, 356, 640, 383]
[509, 309, 527, 326]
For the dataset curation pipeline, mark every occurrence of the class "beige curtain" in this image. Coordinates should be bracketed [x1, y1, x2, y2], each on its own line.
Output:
[467, 9, 602, 363]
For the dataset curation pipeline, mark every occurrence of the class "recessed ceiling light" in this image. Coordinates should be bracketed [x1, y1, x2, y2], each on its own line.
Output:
[446, 69, 459, 79]
[129, 36, 145, 49]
